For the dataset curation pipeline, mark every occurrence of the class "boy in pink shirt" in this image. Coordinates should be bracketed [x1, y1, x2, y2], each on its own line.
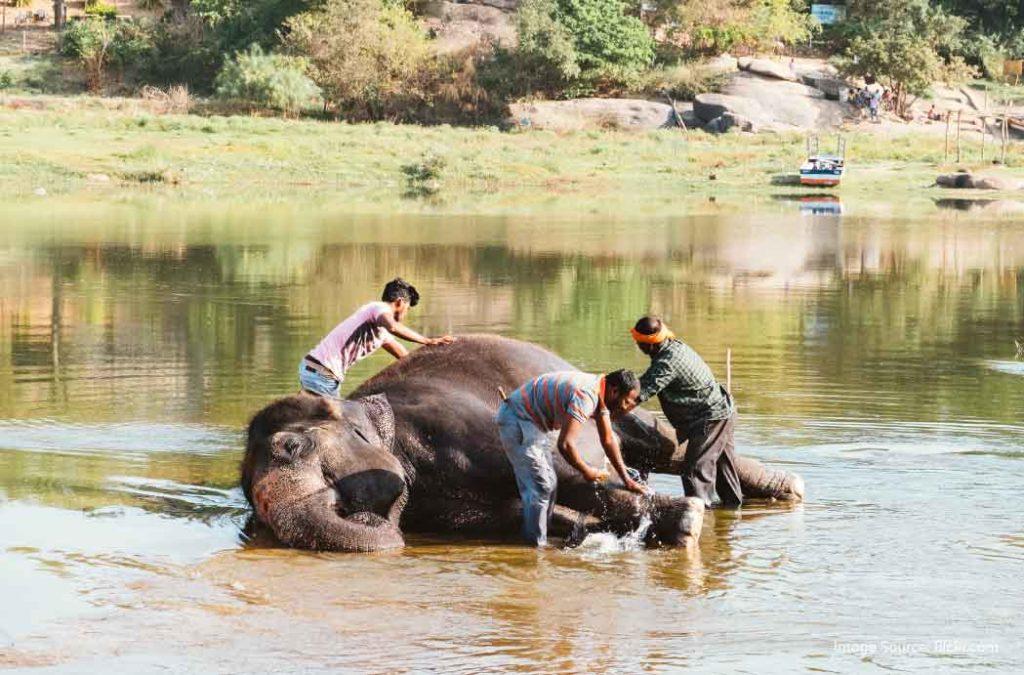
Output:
[299, 278, 454, 398]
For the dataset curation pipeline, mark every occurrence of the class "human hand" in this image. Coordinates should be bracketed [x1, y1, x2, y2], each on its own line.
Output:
[429, 335, 456, 346]
[623, 478, 650, 495]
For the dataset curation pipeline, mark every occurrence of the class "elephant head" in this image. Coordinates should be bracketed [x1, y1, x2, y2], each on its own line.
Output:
[242, 392, 407, 552]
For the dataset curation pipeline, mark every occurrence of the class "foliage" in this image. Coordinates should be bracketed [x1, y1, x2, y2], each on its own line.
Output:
[10, 0, 32, 8]
[189, 0, 314, 53]
[284, 0, 429, 120]
[138, 16, 222, 92]
[636, 62, 731, 101]
[214, 44, 320, 113]
[651, 0, 817, 56]
[134, 0, 165, 9]
[0, 71, 12, 90]
[84, 2, 118, 19]
[401, 153, 446, 197]
[834, 0, 975, 116]
[486, 0, 654, 98]
[61, 18, 154, 92]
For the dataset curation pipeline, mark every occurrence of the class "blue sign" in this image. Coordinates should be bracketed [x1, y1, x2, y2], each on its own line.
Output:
[811, 3, 846, 25]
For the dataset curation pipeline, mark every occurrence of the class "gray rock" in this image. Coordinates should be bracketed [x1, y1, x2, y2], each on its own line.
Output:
[936, 173, 1023, 190]
[693, 92, 767, 124]
[705, 112, 756, 134]
[706, 53, 738, 73]
[722, 72, 841, 130]
[746, 58, 798, 82]
[737, 56, 753, 71]
[680, 108, 702, 129]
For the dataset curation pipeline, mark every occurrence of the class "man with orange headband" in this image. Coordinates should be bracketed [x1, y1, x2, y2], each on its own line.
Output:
[495, 369, 647, 546]
[631, 315, 742, 507]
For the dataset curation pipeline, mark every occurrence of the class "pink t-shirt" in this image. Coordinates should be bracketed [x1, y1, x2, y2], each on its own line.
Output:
[308, 302, 394, 380]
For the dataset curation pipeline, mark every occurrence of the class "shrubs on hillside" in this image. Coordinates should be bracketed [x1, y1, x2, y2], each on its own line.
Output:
[651, 0, 816, 56]
[214, 45, 320, 114]
[488, 0, 654, 97]
[61, 18, 153, 92]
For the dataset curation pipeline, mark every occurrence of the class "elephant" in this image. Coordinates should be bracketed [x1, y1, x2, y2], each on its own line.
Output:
[241, 335, 804, 553]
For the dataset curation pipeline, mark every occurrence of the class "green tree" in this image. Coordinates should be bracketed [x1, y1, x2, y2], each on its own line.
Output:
[61, 18, 153, 91]
[498, 0, 654, 97]
[651, 0, 816, 56]
[834, 0, 974, 117]
[283, 0, 429, 120]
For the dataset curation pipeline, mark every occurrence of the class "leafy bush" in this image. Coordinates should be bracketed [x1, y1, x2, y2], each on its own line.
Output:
[138, 16, 223, 93]
[84, 2, 118, 19]
[401, 153, 446, 197]
[484, 0, 654, 98]
[0, 71, 12, 90]
[651, 0, 816, 56]
[214, 44, 320, 113]
[636, 62, 731, 101]
[61, 18, 154, 91]
[284, 0, 430, 120]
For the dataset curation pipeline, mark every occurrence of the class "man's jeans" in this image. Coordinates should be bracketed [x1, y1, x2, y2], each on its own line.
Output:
[496, 402, 557, 547]
[298, 361, 341, 399]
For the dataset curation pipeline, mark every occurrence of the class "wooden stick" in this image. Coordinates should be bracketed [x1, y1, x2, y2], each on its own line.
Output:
[981, 116, 986, 161]
[726, 348, 732, 393]
[944, 112, 950, 162]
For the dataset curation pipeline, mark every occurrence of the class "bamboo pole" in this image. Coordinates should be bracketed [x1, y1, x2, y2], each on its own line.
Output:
[981, 116, 986, 161]
[944, 112, 951, 162]
[956, 110, 962, 163]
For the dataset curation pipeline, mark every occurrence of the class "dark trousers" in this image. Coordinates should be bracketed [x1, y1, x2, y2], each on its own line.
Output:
[681, 414, 742, 507]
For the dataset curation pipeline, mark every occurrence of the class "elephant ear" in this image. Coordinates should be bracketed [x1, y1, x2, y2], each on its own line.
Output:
[357, 393, 395, 449]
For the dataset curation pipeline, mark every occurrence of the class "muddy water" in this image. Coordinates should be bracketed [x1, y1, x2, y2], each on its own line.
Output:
[1, 203, 1022, 672]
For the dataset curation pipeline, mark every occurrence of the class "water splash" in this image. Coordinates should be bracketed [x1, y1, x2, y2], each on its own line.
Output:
[575, 513, 653, 556]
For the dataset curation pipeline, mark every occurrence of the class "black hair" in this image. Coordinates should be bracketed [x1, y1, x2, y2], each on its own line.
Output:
[634, 315, 662, 336]
[382, 278, 420, 307]
[605, 369, 640, 394]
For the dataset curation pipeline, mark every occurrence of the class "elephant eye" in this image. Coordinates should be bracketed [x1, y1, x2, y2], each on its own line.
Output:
[353, 427, 371, 444]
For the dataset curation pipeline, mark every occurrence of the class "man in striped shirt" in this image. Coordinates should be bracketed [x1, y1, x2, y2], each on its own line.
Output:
[495, 369, 647, 546]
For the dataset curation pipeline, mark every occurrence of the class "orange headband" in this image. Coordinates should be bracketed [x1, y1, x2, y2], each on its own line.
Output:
[630, 324, 675, 344]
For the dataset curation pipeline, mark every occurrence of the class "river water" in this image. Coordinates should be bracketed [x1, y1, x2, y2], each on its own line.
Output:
[1, 200, 1022, 672]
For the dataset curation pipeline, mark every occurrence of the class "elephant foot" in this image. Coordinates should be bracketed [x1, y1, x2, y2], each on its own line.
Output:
[736, 456, 805, 503]
[648, 496, 705, 549]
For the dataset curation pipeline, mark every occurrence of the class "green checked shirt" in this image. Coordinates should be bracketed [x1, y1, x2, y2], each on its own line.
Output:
[637, 338, 735, 431]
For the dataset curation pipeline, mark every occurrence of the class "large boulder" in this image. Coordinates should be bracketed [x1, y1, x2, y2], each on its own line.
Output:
[744, 58, 799, 82]
[706, 53, 739, 73]
[721, 72, 843, 129]
[936, 173, 1024, 190]
[508, 98, 680, 132]
[693, 92, 767, 125]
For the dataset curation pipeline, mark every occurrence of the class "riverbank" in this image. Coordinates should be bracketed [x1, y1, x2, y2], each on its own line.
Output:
[3, 101, 1024, 216]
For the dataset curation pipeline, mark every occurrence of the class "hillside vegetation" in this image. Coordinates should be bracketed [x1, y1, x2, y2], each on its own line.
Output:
[1, 1, 1021, 123]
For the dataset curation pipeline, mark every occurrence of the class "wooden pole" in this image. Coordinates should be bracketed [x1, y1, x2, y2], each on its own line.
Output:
[1003, 113, 1009, 165]
[944, 112, 951, 162]
[981, 116, 986, 161]
[956, 110, 962, 163]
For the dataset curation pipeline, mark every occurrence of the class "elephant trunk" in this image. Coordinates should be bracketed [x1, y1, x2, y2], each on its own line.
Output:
[648, 494, 705, 549]
[736, 455, 804, 502]
[251, 468, 405, 552]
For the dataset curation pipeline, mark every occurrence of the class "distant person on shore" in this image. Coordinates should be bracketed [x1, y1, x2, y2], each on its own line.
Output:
[865, 76, 883, 122]
[299, 278, 455, 398]
[631, 316, 742, 508]
[495, 369, 647, 546]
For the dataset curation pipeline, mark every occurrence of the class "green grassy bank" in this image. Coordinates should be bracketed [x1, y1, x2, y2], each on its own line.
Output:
[2, 101, 1024, 217]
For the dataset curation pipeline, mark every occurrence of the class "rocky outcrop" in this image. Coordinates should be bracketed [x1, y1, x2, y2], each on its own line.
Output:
[936, 173, 1024, 190]
[693, 92, 767, 125]
[509, 98, 682, 131]
[722, 72, 843, 129]
[740, 58, 799, 82]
